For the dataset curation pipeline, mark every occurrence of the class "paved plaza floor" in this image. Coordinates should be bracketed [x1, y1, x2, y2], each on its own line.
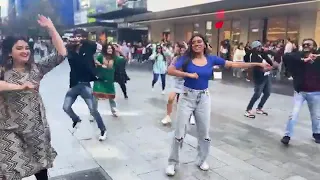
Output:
[23, 61, 319, 180]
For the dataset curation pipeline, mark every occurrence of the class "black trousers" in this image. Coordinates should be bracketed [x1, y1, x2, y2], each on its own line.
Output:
[117, 82, 127, 96]
[35, 169, 48, 180]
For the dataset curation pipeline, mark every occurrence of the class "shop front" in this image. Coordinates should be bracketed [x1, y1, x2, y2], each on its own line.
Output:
[126, 0, 320, 55]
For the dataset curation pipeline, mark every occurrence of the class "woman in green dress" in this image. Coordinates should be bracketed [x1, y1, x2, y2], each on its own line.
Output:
[93, 43, 126, 117]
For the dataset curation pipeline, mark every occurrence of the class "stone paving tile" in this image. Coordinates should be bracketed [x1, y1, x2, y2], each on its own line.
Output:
[193, 170, 227, 180]
[138, 169, 198, 180]
[213, 166, 254, 180]
[280, 162, 319, 180]
[284, 176, 308, 180]
[216, 143, 255, 161]
[245, 157, 293, 179]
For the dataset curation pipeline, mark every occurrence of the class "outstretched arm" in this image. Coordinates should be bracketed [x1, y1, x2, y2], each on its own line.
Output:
[36, 15, 67, 75]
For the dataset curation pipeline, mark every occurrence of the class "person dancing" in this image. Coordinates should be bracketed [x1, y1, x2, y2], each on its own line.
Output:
[93, 43, 127, 117]
[281, 38, 320, 145]
[165, 34, 270, 176]
[62, 29, 107, 141]
[161, 42, 195, 125]
[0, 15, 66, 180]
[150, 45, 169, 94]
[114, 43, 130, 99]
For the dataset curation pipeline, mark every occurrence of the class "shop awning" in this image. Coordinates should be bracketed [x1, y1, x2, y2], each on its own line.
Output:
[74, 22, 117, 28]
[88, 8, 148, 20]
[63, 22, 118, 32]
[125, 0, 315, 23]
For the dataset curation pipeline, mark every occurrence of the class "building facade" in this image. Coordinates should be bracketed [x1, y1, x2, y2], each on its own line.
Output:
[126, 0, 320, 54]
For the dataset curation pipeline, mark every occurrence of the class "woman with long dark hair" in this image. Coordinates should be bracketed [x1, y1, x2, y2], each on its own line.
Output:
[93, 43, 126, 117]
[0, 15, 67, 180]
[165, 34, 270, 176]
[150, 45, 168, 94]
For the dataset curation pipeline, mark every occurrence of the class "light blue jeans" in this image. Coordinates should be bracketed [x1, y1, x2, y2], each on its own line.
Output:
[285, 91, 320, 137]
[168, 87, 211, 166]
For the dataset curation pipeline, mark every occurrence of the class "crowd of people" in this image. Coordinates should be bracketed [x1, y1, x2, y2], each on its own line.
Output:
[0, 15, 319, 180]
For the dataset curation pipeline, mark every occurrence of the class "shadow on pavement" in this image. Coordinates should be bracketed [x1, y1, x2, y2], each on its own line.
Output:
[50, 168, 112, 180]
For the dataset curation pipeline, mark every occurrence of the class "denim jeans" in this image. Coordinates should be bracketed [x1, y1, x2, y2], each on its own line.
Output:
[95, 98, 117, 114]
[168, 87, 211, 166]
[63, 82, 106, 131]
[246, 76, 271, 111]
[152, 73, 166, 90]
[285, 91, 320, 137]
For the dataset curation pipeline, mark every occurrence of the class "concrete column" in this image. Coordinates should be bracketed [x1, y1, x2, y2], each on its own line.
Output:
[211, 24, 219, 55]
[239, 18, 249, 44]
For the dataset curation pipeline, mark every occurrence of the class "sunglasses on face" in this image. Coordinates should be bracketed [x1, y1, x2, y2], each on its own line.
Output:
[303, 43, 312, 47]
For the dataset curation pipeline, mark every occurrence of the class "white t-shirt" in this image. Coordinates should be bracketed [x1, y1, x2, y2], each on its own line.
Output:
[233, 49, 246, 62]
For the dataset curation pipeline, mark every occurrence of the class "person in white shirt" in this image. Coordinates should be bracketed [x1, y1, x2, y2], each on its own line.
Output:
[284, 38, 293, 54]
[233, 43, 246, 77]
[284, 38, 294, 80]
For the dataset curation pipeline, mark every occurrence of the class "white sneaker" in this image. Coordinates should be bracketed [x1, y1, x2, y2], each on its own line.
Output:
[112, 108, 119, 117]
[165, 165, 176, 176]
[161, 115, 172, 125]
[189, 115, 196, 125]
[199, 161, 210, 171]
[89, 115, 94, 122]
[152, 88, 155, 92]
[71, 121, 81, 135]
[161, 91, 165, 95]
[99, 130, 107, 141]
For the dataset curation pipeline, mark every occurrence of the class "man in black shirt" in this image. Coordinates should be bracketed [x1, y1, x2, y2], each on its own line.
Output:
[244, 41, 274, 118]
[62, 29, 107, 141]
[281, 38, 320, 145]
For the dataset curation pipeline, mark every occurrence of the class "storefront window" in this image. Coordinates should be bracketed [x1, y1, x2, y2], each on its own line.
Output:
[205, 21, 213, 45]
[248, 19, 263, 43]
[287, 16, 299, 42]
[219, 20, 231, 43]
[231, 20, 240, 43]
[193, 23, 200, 34]
[267, 17, 287, 42]
[162, 29, 171, 43]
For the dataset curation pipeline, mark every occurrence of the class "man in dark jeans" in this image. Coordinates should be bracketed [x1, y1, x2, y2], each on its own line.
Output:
[245, 41, 274, 118]
[62, 29, 107, 141]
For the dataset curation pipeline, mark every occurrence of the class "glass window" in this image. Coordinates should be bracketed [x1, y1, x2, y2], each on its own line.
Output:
[205, 21, 213, 45]
[219, 20, 231, 43]
[231, 20, 240, 43]
[267, 17, 287, 42]
[287, 16, 299, 42]
[248, 19, 263, 43]
[193, 23, 200, 34]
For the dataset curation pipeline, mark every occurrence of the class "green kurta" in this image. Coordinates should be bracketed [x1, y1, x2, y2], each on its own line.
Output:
[93, 54, 125, 99]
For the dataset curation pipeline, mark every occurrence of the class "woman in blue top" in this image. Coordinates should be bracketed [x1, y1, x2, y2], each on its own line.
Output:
[165, 34, 270, 176]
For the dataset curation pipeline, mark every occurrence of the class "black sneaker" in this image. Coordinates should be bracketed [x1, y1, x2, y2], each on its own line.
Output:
[124, 94, 128, 99]
[313, 133, 320, 144]
[256, 109, 268, 116]
[281, 136, 290, 145]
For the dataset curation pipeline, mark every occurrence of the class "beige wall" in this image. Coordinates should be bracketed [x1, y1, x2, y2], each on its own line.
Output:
[299, 11, 317, 43]
[149, 22, 176, 43]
